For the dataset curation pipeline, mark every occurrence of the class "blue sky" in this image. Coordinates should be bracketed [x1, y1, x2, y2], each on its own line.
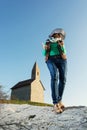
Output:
[0, 0, 87, 106]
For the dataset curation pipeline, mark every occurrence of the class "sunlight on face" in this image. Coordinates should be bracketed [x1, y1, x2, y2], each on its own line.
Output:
[52, 33, 63, 39]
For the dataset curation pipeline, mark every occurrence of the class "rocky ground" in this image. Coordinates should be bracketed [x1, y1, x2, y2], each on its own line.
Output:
[0, 104, 87, 130]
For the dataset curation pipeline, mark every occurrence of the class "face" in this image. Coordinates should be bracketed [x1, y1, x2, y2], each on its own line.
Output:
[52, 33, 61, 38]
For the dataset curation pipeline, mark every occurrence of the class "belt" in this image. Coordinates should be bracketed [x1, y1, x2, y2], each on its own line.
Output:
[49, 55, 61, 59]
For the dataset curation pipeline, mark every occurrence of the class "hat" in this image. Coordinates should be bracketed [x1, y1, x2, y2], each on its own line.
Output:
[49, 28, 66, 40]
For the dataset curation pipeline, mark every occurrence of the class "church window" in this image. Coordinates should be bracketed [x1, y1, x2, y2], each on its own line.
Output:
[37, 72, 39, 75]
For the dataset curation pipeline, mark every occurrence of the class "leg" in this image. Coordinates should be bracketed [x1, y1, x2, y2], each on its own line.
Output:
[57, 59, 67, 102]
[46, 59, 58, 104]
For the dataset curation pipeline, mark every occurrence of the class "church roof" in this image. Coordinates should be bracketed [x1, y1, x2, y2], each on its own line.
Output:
[11, 79, 45, 90]
[11, 79, 34, 89]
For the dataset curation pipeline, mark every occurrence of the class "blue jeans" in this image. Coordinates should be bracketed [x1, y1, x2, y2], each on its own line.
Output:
[46, 57, 67, 104]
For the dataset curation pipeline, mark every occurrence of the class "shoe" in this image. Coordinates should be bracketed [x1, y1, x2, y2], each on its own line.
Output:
[53, 104, 63, 114]
[58, 101, 65, 110]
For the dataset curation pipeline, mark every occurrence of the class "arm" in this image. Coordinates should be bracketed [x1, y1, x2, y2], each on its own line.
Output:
[42, 41, 51, 61]
[58, 41, 67, 60]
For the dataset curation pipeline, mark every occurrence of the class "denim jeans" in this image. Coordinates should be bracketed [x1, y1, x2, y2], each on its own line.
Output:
[46, 57, 67, 104]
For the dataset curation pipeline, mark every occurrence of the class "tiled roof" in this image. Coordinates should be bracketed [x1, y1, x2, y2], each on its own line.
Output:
[11, 79, 45, 90]
[11, 79, 34, 89]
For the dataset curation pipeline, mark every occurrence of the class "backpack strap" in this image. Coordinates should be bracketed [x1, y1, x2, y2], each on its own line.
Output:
[45, 39, 51, 57]
[57, 41, 67, 60]
[57, 44, 64, 55]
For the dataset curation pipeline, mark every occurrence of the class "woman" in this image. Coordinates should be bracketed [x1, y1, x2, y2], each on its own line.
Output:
[43, 28, 67, 113]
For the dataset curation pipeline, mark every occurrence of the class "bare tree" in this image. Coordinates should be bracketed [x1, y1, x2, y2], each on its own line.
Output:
[0, 85, 8, 100]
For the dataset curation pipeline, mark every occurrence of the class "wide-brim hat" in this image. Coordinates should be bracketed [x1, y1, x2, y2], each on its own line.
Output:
[49, 28, 66, 40]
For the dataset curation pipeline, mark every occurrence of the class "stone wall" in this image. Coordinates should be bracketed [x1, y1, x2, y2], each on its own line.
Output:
[11, 85, 31, 100]
[30, 80, 44, 103]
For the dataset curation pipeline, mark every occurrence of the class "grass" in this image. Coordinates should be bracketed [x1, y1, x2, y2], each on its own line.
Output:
[0, 99, 53, 107]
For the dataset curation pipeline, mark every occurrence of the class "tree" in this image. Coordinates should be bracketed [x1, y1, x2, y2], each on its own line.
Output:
[0, 85, 8, 100]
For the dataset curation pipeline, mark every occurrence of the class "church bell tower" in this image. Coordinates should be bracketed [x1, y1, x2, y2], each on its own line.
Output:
[31, 62, 40, 80]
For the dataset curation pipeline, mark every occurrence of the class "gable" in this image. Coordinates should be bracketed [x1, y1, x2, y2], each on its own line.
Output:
[39, 80, 45, 90]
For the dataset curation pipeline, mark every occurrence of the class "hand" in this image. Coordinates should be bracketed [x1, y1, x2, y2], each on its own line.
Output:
[58, 41, 64, 46]
[45, 56, 48, 61]
[42, 44, 48, 50]
[42, 43, 50, 50]
[61, 54, 67, 60]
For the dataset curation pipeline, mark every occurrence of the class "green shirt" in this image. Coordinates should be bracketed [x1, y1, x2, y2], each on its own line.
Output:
[43, 42, 66, 56]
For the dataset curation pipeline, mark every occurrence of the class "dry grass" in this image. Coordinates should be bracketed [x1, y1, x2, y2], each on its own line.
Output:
[0, 99, 53, 107]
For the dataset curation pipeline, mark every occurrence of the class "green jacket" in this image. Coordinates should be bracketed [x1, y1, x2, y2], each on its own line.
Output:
[43, 42, 66, 56]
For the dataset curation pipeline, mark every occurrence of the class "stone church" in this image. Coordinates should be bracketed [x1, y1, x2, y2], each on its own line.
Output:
[11, 62, 45, 103]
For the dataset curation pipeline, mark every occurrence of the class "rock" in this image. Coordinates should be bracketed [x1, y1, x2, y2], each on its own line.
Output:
[0, 104, 87, 130]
